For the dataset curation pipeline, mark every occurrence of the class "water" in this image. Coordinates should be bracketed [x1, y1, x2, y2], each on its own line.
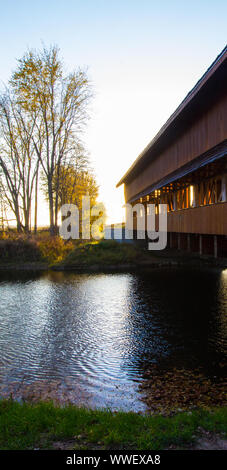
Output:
[0, 268, 226, 411]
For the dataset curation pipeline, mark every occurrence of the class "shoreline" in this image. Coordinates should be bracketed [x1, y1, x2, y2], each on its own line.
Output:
[0, 255, 226, 272]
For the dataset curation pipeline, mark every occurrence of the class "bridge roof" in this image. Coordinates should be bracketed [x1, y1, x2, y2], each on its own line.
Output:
[116, 45, 227, 188]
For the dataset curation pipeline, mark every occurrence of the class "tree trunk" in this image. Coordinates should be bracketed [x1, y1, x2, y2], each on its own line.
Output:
[54, 191, 59, 234]
[14, 199, 22, 232]
[48, 179, 55, 235]
[34, 169, 38, 234]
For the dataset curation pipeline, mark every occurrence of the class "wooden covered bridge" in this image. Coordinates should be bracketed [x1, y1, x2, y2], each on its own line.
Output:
[117, 46, 227, 257]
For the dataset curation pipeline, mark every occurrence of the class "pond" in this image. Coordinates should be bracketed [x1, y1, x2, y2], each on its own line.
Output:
[0, 268, 226, 412]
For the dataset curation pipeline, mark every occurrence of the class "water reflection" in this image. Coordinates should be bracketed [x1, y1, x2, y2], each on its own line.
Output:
[0, 268, 226, 411]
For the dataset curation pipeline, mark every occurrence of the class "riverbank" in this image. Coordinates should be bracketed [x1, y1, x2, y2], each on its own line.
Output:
[0, 400, 226, 450]
[0, 237, 226, 271]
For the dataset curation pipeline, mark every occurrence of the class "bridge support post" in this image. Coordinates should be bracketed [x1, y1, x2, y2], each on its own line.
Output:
[177, 233, 181, 250]
[169, 232, 173, 248]
[187, 233, 190, 252]
[199, 235, 203, 255]
[214, 235, 218, 258]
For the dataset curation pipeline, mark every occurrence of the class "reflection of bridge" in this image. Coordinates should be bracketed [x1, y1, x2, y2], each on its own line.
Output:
[117, 47, 227, 257]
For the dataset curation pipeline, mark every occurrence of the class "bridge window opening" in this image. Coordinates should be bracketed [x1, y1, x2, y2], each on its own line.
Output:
[190, 185, 195, 207]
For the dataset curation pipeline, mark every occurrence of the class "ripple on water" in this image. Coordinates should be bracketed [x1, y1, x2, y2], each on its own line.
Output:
[0, 268, 226, 411]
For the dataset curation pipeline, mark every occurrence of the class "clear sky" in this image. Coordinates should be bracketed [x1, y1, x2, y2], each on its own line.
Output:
[1, 0, 227, 225]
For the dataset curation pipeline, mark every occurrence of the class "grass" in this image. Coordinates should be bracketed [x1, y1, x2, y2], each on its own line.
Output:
[59, 239, 143, 267]
[0, 400, 226, 450]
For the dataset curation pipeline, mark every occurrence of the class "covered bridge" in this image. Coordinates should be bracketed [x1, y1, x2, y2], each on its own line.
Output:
[117, 46, 227, 257]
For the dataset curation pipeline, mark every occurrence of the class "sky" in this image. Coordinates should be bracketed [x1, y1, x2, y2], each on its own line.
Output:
[0, 0, 227, 225]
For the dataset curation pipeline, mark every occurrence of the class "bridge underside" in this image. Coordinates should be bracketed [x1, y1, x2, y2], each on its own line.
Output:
[131, 153, 227, 257]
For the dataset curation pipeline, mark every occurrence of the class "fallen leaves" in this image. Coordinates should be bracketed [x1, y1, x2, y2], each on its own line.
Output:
[139, 366, 227, 415]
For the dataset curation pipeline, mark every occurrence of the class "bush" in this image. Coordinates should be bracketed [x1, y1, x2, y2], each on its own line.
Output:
[0, 238, 41, 262]
[0, 232, 75, 264]
[38, 237, 75, 264]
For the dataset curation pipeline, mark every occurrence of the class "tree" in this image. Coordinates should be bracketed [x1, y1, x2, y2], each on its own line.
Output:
[55, 163, 98, 210]
[57, 163, 107, 240]
[0, 176, 9, 230]
[0, 92, 39, 232]
[46, 153, 98, 226]
[51, 143, 93, 218]
[10, 45, 91, 234]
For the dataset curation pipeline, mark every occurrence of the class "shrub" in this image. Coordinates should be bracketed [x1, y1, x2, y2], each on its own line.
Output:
[0, 238, 41, 262]
[38, 237, 75, 264]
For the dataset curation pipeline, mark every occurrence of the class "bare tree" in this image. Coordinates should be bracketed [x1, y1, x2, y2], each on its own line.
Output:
[0, 176, 9, 230]
[0, 92, 40, 232]
[10, 45, 91, 234]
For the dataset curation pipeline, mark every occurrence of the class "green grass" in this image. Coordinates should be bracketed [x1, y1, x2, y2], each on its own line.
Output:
[0, 400, 226, 450]
[59, 239, 143, 267]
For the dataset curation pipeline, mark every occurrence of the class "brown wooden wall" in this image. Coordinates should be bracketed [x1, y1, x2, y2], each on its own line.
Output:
[166, 202, 227, 235]
[125, 91, 227, 203]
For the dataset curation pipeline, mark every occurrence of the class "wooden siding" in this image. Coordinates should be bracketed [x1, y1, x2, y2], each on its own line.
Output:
[166, 202, 227, 235]
[125, 91, 227, 203]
